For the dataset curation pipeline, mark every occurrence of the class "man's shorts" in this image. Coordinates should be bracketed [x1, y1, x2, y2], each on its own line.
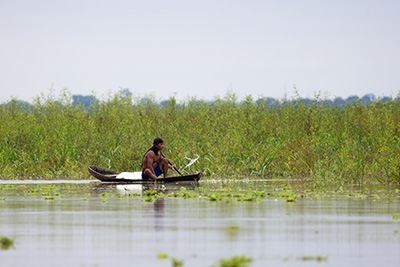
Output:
[142, 163, 162, 180]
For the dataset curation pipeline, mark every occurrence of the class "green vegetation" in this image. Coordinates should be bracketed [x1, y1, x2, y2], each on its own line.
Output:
[171, 257, 184, 267]
[0, 237, 14, 250]
[157, 253, 251, 267]
[157, 252, 168, 260]
[297, 256, 327, 262]
[139, 186, 279, 203]
[1, 181, 396, 204]
[1, 89, 400, 184]
[156, 254, 184, 267]
[216, 255, 252, 267]
[227, 225, 239, 231]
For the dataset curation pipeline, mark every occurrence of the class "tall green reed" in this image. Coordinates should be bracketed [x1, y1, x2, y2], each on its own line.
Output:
[0, 90, 399, 183]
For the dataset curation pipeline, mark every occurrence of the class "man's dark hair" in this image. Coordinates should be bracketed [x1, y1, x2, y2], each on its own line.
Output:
[153, 137, 164, 146]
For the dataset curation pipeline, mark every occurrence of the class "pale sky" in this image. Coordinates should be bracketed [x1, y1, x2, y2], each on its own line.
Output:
[1, 0, 399, 103]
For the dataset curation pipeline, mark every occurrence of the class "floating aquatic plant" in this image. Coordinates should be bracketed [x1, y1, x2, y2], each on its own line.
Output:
[143, 196, 157, 203]
[157, 252, 168, 260]
[297, 256, 327, 262]
[144, 190, 157, 196]
[216, 255, 252, 267]
[171, 257, 184, 267]
[0, 237, 14, 250]
[99, 193, 115, 198]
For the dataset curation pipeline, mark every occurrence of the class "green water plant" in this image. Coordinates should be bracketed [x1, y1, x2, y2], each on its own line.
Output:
[271, 188, 298, 202]
[144, 190, 158, 196]
[297, 256, 327, 262]
[171, 257, 184, 267]
[0, 237, 14, 250]
[228, 225, 239, 231]
[99, 193, 115, 198]
[143, 196, 157, 203]
[157, 252, 168, 259]
[126, 192, 141, 197]
[214, 255, 252, 267]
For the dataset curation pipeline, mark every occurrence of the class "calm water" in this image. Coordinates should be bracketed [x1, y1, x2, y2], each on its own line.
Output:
[0, 180, 399, 267]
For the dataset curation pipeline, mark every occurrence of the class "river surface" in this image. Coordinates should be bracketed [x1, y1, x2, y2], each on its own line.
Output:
[0, 180, 399, 267]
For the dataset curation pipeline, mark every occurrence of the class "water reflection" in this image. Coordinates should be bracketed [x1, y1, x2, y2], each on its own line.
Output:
[0, 181, 399, 267]
[92, 181, 199, 195]
[91, 182, 201, 234]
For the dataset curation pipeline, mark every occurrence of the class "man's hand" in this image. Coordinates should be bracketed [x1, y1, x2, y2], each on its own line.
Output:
[169, 164, 177, 171]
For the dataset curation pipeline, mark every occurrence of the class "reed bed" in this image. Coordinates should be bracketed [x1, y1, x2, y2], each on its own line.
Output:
[1, 90, 399, 184]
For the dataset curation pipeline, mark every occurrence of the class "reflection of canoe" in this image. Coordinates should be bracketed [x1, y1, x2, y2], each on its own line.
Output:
[88, 166, 201, 183]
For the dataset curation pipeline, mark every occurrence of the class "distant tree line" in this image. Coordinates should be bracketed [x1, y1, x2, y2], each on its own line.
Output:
[1, 91, 397, 111]
[67, 92, 398, 110]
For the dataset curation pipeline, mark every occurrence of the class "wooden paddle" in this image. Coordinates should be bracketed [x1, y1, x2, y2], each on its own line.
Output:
[161, 152, 183, 176]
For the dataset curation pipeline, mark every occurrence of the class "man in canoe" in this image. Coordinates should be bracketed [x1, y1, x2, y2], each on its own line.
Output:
[142, 138, 176, 179]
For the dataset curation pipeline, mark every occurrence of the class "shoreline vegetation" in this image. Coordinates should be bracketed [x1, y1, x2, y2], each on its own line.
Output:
[1, 89, 399, 184]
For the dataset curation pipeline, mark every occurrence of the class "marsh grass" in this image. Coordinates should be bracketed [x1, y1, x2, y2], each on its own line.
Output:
[1, 90, 399, 184]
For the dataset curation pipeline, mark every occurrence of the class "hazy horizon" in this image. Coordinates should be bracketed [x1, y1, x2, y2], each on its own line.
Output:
[2, 88, 396, 105]
[1, 0, 399, 103]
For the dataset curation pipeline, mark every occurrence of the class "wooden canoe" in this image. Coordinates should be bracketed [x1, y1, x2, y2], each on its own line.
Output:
[88, 165, 201, 183]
